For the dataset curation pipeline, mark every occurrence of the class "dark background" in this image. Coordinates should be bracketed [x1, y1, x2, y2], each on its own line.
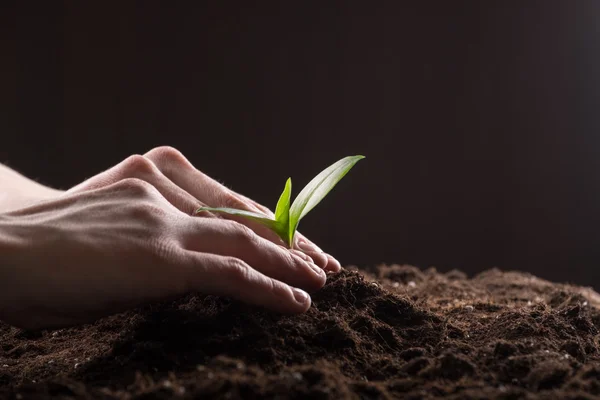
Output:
[2, 2, 600, 287]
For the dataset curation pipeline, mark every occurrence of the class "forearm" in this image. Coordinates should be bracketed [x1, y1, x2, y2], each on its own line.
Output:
[0, 164, 64, 213]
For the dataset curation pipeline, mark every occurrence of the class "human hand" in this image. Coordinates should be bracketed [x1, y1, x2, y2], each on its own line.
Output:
[67, 147, 341, 272]
[0, 147, 338, 329]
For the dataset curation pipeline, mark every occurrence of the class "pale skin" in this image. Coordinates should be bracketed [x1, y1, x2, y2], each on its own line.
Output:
[0, 146, 341, 330]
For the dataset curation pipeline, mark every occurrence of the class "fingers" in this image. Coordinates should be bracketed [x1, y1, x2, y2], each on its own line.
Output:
[144, 147, 276, 222]
[324, 254, 342, 272]
[143, 146, 341, 271]
[293, 235, 335, 272]
[179, 251, 311, 314]
[144, 146, 238, 208]
[235, 191, 339, 271]
[143, 148, 295, 247]
[179, 219, 326, 291]
[69, 155, 215, 218]
[117, 156, 203, 215]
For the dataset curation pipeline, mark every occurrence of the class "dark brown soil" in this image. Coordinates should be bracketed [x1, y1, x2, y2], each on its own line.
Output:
[2, 265, 600, 399]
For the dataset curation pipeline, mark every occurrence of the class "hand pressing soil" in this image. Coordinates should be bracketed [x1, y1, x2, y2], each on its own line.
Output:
[1, 265, 600, 399]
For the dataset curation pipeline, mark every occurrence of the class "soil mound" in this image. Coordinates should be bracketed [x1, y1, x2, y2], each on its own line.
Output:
[2, 265, 600, 399]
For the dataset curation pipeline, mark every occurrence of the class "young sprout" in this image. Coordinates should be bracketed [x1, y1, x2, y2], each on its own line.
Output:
[196, 155, 364, 248]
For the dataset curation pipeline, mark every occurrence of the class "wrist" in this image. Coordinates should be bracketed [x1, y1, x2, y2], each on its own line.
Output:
[0, 163, 63, 213]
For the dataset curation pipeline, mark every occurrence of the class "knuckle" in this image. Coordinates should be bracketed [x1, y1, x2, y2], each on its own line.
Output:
[146, 146, 191, 169]
[281, 251, 298, 268]
[128, 201, 166, 223]
[150, 237, 179, 260]
[224, 221, 258, 245]
[224, 257, 252, 282]
[120, 154, 157, 177]
[117, 178, 155, 197]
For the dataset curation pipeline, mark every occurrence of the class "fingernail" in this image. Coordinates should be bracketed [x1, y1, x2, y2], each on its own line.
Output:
[297, 240, 323, 253]
[292, 287, 309, 304]
[325, 254, 342, 272]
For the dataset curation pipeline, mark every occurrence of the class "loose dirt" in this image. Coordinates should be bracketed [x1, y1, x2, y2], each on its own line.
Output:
[2, 265, 600, 399]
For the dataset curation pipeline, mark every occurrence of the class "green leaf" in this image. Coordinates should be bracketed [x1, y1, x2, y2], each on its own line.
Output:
[274, 178, 292, 244]
[288, 155, 364, 246]
[274, 178, 292, 223]
[195, 155, 364, 249]
[195, 207, 288, 244]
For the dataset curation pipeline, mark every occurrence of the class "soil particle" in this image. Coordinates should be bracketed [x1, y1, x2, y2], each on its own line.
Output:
[2, 265, 600, 399]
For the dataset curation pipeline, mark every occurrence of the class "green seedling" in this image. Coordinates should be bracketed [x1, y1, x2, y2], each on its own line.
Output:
[195, 155, 364, 248]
